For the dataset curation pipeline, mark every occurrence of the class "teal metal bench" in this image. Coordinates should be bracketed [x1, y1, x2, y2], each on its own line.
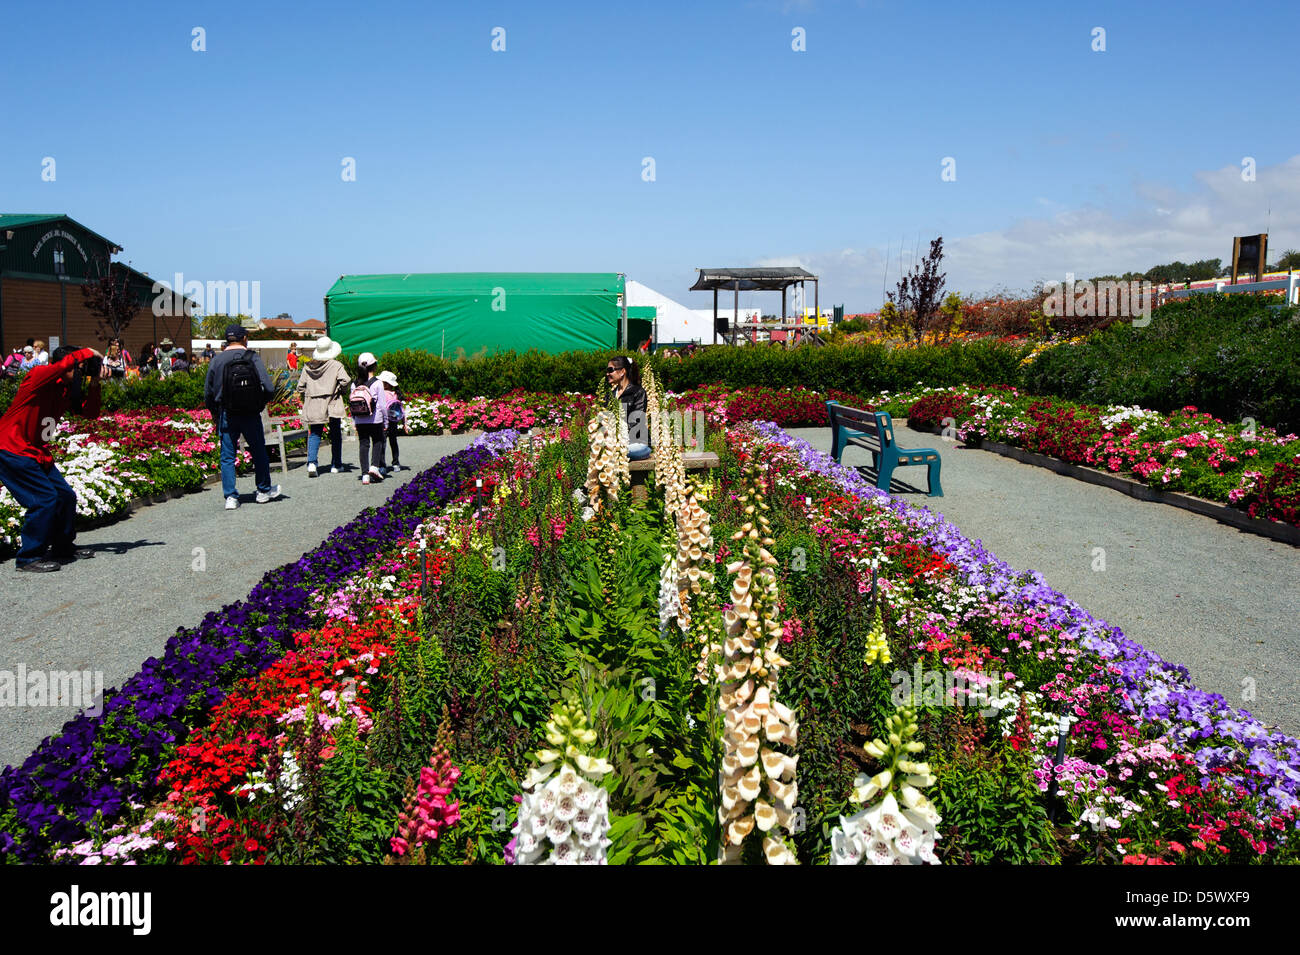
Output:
[826, 401, 944, 497]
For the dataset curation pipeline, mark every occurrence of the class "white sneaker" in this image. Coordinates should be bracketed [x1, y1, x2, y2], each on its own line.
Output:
[307, 463, 318, 478]
[329, 466, 342, 474]
[361, 474, 371, 485]
[369, 468, 384, 482]
[256, 485, 282, 503]
[225, 496, 240, 510]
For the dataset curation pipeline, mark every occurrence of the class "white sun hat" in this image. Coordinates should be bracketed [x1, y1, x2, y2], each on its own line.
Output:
[377, 370, 399, 387]
[311, 336, 342, 361]
[357, 352, 377, 369]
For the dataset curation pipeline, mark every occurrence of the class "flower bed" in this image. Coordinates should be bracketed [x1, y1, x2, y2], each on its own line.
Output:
[896, 385, 1300, 526]
[669, 384, 875, 429]
[752, 422, 1300, 859]
[400, 390, 591, 435]
[0, 433, 517, 862]
[11, 383, 1297, 865]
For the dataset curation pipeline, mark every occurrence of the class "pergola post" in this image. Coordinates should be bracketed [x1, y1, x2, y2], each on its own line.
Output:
[712, 287, 718, 345]
[734, 280, 739, 346]
[814, 278, 819, 326]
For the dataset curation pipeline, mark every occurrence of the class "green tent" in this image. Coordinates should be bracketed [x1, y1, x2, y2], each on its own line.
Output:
[325, 272, 625, 357]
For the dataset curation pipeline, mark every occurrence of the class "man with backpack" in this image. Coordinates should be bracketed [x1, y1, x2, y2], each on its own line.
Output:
[203, 323, 280, 510]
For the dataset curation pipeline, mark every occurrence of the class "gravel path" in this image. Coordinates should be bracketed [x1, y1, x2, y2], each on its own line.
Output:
[787, 423, 1300, 737]
[0, 433, 475, 771]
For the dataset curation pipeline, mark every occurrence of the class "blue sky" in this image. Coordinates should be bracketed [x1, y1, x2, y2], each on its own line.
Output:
[5, 0, 1297, 317]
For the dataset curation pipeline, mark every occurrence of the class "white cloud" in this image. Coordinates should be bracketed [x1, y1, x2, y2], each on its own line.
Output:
[751, 154, 1300, 309]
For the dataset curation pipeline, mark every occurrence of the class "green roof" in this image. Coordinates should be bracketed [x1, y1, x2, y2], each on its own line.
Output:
[0, 214, 121, 252]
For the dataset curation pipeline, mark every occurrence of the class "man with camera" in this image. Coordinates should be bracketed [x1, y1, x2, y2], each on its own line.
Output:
[0, 345, 104, 572]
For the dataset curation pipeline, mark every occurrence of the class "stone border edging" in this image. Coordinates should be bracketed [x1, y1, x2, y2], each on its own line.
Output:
[905, 420, 1300, 548]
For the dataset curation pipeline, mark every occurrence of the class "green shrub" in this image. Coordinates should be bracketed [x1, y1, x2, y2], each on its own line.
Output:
[933, 754, 1060, 864]
[0, 377, 16, 416]
[1024, 295, 1300, 431]
[99, 370, 208, 412]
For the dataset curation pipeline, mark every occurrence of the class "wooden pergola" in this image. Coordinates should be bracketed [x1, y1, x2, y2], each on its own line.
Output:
[689, 267, 820, 345]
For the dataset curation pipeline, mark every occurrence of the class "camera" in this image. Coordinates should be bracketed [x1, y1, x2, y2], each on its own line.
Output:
[82, 356, 103, 378]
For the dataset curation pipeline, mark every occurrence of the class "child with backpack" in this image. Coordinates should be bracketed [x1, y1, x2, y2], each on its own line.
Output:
[377, 371, 407, 472]
[349, 352, 389, 484]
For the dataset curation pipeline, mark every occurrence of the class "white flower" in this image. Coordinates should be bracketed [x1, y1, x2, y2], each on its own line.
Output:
[556, 765, 580, 795]
[547, 815, 572, 844]
[554, 794, 578, 822]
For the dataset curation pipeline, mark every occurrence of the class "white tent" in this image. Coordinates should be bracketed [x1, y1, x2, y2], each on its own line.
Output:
[626, 280, 761, 344]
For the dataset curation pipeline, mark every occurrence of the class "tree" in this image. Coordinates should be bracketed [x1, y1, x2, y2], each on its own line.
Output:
[1270, 249, 1300, 272]
[193, 313, 240, 339]
[934, 291, 965, 344]
[887, 237, 946, 343]
[81, 260, 141, 342]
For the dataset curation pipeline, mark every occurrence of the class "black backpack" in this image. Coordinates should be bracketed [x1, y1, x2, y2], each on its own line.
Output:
[223, 352, 265, 415]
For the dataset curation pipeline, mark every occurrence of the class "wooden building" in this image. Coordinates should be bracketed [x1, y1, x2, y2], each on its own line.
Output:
[0, 214, 192, 359]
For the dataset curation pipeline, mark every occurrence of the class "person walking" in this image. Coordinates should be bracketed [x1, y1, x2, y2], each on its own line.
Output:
[349, 352, 388, 484]
[0, 345, 103, 572]
[297, 336, 351, 477]
[204, 323, 280, 509]
[202, 343, 215, 363]
[605, 355, 651, 460]
[378, 370, 406, 472]
[286, 343, 299, 371]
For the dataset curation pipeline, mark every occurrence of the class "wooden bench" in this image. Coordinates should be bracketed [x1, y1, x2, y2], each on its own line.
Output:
[629, 451, 720, 501]
[826, 402, 943, 497]
[262, 410, 310, 474]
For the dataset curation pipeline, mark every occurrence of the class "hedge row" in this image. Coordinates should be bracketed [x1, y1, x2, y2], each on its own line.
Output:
[2, 296, 1294, 429]
[1023, 295, 1300, 433]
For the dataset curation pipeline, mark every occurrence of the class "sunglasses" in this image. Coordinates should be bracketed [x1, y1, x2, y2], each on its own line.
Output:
[605, 367, 621, 374]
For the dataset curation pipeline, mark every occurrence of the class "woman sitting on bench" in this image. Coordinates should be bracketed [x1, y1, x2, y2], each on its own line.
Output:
[605, 355, 651, 460]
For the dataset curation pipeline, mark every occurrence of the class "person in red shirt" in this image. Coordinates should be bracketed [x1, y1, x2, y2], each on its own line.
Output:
[286, 342, 299, 371]
[0, 345, 104, 572]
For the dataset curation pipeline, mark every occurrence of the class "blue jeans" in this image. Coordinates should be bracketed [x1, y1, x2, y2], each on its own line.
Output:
[0, 450, 78, 565]
[628, 443, 652, 461]
[307, 418, 343, 467]
[219, 409, 272, 498]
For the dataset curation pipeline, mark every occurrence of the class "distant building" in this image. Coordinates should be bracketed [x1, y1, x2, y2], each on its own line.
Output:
[0, 213, 192, 357]
[257, 316, 327, 338]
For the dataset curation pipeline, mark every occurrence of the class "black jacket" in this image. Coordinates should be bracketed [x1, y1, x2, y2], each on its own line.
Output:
[619, 384, 648, 444]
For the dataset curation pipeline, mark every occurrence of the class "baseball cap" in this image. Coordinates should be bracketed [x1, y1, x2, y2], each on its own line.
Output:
[225, 323, 247, 342]
[357, 352, 377, 368]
